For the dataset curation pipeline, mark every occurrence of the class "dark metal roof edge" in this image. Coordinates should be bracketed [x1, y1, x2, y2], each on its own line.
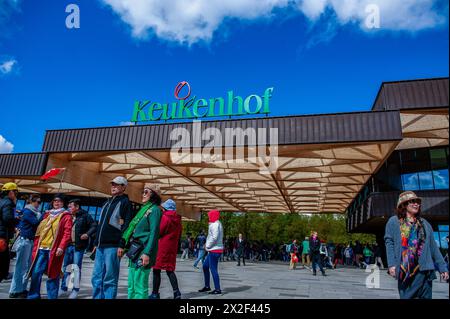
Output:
[377, 76, 449, 86]
[371, 77, 450, 110]
[0, 152, 46, 157]
[42, 109, 400, 134]
[41, 137, 403, 154]
[0, 152, 48, 177]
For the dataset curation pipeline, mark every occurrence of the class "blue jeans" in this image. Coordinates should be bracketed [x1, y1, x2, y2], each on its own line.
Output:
[27, 250, 60, 299]
[193, 249, 205, 267]
[9, 237, 33, 294]
[91, 247, 120, 299]
[203, 252, 221, 291]
[61, 245, 85, 292]
[398, 270, 434, 299]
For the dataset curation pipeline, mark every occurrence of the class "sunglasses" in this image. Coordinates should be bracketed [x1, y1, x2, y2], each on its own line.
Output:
[142, 189, 151, 195]
[407, 199, 421, 205]
[111, 183, 124, 187]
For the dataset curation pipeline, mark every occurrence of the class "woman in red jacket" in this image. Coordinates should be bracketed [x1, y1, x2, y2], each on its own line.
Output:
[149, 199, 182, 299]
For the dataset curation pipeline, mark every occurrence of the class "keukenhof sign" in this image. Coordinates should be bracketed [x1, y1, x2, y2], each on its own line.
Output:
[131, 81, 273, 123]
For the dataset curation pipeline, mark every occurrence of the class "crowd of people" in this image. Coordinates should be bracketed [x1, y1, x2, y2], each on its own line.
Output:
[0, 180, 448, 299]
[0, 177, 225, 299]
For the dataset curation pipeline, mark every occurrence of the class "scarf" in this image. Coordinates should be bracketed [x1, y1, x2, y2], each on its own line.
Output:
[399, 217, 425, 284]
[35, 208, 65, 240]
[122, 202, 153, 247]
[25, 204, 42, 220]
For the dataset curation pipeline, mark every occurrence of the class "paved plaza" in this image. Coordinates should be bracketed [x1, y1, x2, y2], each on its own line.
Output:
[1, 257, 448, 299]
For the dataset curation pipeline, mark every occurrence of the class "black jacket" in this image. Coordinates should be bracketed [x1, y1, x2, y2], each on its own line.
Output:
[93, 194, 133, 248]
[0, 196, 16, 239]
[236, 238, 246, 255]
[72, 209, 97, 251]
[309, 237, 321, 255]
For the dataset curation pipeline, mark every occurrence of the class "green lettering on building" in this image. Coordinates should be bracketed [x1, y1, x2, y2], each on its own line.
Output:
[131, 87, 273, 123]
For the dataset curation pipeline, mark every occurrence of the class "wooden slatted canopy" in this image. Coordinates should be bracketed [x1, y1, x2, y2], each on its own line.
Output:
[1, 111, 402, 220]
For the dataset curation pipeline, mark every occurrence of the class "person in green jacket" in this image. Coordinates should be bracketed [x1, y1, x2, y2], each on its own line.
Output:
[120, 184, 162, 299]
[301, 237, 310, 267]
[363, 244, 373, 267]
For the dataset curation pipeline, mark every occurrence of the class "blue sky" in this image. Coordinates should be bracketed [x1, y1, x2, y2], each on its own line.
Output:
[0, 0, 448, 153]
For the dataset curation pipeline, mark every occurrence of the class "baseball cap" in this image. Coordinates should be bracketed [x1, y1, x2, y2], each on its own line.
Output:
[1, 182, 18, 192]
[111, 176, 128, 186]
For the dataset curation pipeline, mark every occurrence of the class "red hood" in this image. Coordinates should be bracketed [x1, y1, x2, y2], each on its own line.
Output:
[163, 210, 181, 222]
[208, 210, 220, 223]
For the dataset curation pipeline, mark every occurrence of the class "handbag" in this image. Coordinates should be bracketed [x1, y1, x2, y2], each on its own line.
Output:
[126, 239, 145, 262]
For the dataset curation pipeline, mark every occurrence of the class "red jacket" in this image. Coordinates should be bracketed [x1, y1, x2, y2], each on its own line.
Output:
[153, 210, 182, 272]
[29, 211, 73, 279]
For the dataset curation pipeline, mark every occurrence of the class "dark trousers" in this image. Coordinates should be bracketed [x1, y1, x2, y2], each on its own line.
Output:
[152, 269, 179, 293]
[0, 246, 10, 283]
[398, 270, 434, 299]
[237, 253, 245, 266]
[311, 253, 325, 274]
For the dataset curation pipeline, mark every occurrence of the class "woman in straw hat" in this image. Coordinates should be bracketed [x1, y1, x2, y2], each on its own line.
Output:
[120, 184, 162, 299]
[384, 191, 448, 299]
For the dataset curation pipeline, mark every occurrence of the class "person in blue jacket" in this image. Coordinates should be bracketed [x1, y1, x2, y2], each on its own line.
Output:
[384, 191, 449, 299]
[9, 194, 42, 298]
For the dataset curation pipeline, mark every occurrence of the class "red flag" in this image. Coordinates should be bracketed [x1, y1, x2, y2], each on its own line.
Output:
[41, 168, 65, 181]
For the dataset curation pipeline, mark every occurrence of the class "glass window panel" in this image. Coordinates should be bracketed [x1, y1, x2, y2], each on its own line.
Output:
[438, 225, 449, 232]
[430, 148, 447, 170]
[402, 173, 419, 190]
[433, 169, 449, 190]
[42, 202, 51, 211]
[440, 232, 449, 249]
[418, 171, 434, 190]
[15, 199, 25, 211]
[433, 232, 440, 248]
[81, 206, 89, 212]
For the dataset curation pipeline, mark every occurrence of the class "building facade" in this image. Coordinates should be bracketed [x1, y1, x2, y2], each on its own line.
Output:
[0, 78, 448, 245]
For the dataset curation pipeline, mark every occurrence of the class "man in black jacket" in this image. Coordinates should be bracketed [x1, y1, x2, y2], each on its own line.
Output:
[310, 231, 326, 276]
[236, 234, 246, 266]
[91, 176, 133, 299]
[60, 199, 97, 299]
[0, 183, 18, 283]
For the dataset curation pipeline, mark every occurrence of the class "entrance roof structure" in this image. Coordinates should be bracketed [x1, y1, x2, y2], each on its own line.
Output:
[1, 78, 448, 220]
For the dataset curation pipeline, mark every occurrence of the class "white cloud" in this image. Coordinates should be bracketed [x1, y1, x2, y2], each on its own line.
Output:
[0, 135, 14, 153]
[0, 58, 17, 74]
[101, 0, 448, 44]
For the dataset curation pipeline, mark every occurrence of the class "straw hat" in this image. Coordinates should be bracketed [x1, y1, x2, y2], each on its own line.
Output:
[144, 183, 161, 196]
[397, 191, 422, 209]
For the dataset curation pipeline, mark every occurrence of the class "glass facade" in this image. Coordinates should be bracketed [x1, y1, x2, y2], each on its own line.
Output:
[347, 146, 449, 232]
[373, 146, 449, 192]
[435, 225, 449, 249]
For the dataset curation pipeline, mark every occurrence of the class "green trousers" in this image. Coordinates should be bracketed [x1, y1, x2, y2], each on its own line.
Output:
[128, 265, 151, 299]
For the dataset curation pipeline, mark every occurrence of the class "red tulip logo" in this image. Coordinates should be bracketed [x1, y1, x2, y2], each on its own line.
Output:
[174, 81, 191, 100]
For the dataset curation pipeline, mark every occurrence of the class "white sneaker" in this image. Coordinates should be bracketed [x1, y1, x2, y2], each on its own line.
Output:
[68, 290, 79, 299]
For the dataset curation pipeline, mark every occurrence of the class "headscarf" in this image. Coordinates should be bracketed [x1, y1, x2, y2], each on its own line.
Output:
[207, 210, 220, 223]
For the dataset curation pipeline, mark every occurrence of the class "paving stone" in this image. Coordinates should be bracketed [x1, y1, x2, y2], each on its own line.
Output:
[1, 257, 448, 299]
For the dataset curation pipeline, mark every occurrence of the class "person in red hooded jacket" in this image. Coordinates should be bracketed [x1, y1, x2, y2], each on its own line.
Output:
[27, 194, 73, 299]
[149, 199, 182, 299]
[198, 210, 223, 295]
